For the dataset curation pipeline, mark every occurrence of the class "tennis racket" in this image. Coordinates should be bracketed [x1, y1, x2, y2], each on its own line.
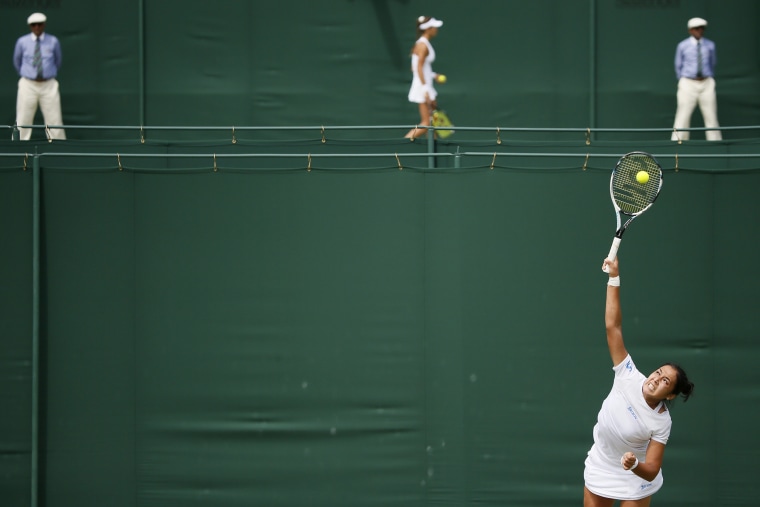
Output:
[603, 152, 663, 272]
[432, 110, 454, 139]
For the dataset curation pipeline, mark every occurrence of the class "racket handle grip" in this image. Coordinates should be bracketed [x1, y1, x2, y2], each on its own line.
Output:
[603, 237, 622, 273]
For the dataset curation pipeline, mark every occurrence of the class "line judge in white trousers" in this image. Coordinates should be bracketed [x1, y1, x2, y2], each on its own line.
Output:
[671, 17, 721, 141]
[13, 12, 66, 141]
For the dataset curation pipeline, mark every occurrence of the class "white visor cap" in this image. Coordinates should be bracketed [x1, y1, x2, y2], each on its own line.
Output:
[419, 17, 443, 30]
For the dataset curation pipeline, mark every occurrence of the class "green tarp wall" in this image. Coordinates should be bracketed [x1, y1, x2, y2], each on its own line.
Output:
[1, 0, 759, 137]
[2, 0, 760, 506]
[2, 137, 760, 506]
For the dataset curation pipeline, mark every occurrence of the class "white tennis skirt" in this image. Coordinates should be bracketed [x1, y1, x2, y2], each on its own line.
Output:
[407, 79, 437, 104]
[584, 454, 664, 500]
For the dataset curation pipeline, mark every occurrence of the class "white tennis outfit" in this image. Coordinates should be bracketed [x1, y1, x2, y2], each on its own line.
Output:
[584, 355, 671, 500]
[407, 37, 437, 103]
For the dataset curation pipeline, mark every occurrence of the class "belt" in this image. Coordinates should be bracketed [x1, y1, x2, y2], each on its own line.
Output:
[688, 76, 709, 81]
[25, 77, 52, 82]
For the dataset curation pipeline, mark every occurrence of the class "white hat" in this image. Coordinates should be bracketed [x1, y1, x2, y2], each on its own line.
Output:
[419, 17, 443, 30]
[27, 12, 47, 25]
[687, 17, 707, 29]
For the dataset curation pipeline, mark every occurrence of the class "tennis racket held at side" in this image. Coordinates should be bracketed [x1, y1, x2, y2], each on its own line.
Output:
[602, 152, 663, 272]
[432, 110, 454, 139]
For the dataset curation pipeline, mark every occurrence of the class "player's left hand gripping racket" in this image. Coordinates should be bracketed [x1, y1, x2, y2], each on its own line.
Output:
[603, 152, 663, 272]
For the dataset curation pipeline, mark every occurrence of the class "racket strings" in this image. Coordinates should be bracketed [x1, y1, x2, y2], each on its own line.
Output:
[612, 156, 661, 214]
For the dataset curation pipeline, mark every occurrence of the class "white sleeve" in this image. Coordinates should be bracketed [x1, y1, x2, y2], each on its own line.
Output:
[612, 354, 640, 380]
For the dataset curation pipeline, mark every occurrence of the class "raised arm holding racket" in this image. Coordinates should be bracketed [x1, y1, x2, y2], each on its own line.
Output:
[583, 259, 694, 506]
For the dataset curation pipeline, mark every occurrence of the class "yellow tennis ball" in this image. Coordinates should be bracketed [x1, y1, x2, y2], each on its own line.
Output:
[436, 74, 447, 84]
[636, 171, 649, 184]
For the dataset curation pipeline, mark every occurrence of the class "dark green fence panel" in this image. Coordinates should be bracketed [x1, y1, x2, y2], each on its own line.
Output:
[2, 138, 758, 506]
[0, 167, 33, 507]
[2, 1, 759, 139]
[2, 0, 760, 503]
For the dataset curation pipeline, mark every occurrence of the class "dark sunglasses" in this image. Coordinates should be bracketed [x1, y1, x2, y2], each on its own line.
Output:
[30, 22, 44, 27]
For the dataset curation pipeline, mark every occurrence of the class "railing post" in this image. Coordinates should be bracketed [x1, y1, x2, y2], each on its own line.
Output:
[427, 117, 435, 169]
[31, 152, 40, 507]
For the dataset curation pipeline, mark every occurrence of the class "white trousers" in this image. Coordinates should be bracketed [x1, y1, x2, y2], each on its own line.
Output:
[671, 77, 721, 141]
[16, 77, 66, 141]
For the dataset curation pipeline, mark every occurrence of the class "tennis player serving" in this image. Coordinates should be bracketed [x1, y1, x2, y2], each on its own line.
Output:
[584, 258, 694, 507]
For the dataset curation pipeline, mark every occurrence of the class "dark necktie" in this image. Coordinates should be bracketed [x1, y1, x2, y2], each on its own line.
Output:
[33, 38, 42, 79]
[696, 40, 703, 78]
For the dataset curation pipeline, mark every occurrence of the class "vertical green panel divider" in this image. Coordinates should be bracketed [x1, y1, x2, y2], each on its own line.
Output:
[31, 153, 40, 507]
[427, 122, 435, 169]
[138, 0, 146, 129]
[589, 0, 596, 142]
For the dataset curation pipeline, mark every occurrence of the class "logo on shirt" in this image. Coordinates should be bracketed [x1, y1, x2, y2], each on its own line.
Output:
[627, 406, 638, 420]
[625, 360, 632, 371]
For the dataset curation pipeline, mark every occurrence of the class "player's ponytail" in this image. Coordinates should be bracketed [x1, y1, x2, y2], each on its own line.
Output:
[416, 15, 431, 37]
[664, 362, 694, 402]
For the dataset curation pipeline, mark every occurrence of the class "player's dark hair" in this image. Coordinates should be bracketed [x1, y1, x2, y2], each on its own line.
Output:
[415, 15, 432, 37]
[663, 362, 694, 403]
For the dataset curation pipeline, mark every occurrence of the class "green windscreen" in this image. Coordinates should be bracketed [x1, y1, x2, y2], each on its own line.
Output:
[2, 137, 759, 506]
[2, 0, 760, 505]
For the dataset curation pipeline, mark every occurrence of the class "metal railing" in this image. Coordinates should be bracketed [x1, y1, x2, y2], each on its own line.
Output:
[6, 122, 760, 143]
[4, 123, 760, 173]
[3, 149, 760, 174]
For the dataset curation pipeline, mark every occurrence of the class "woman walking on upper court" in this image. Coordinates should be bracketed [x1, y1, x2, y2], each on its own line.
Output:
[404, 15, 444, 139]
[584, 258, 694, 507]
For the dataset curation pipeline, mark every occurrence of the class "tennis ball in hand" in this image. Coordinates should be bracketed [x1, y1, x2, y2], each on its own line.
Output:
[636, 171, 649, 184]
[436, 74, 447, 84]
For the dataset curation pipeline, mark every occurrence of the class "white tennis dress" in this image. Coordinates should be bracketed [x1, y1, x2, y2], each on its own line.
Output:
[407, 37, 437, 103]
[584, 355, 672, 500]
